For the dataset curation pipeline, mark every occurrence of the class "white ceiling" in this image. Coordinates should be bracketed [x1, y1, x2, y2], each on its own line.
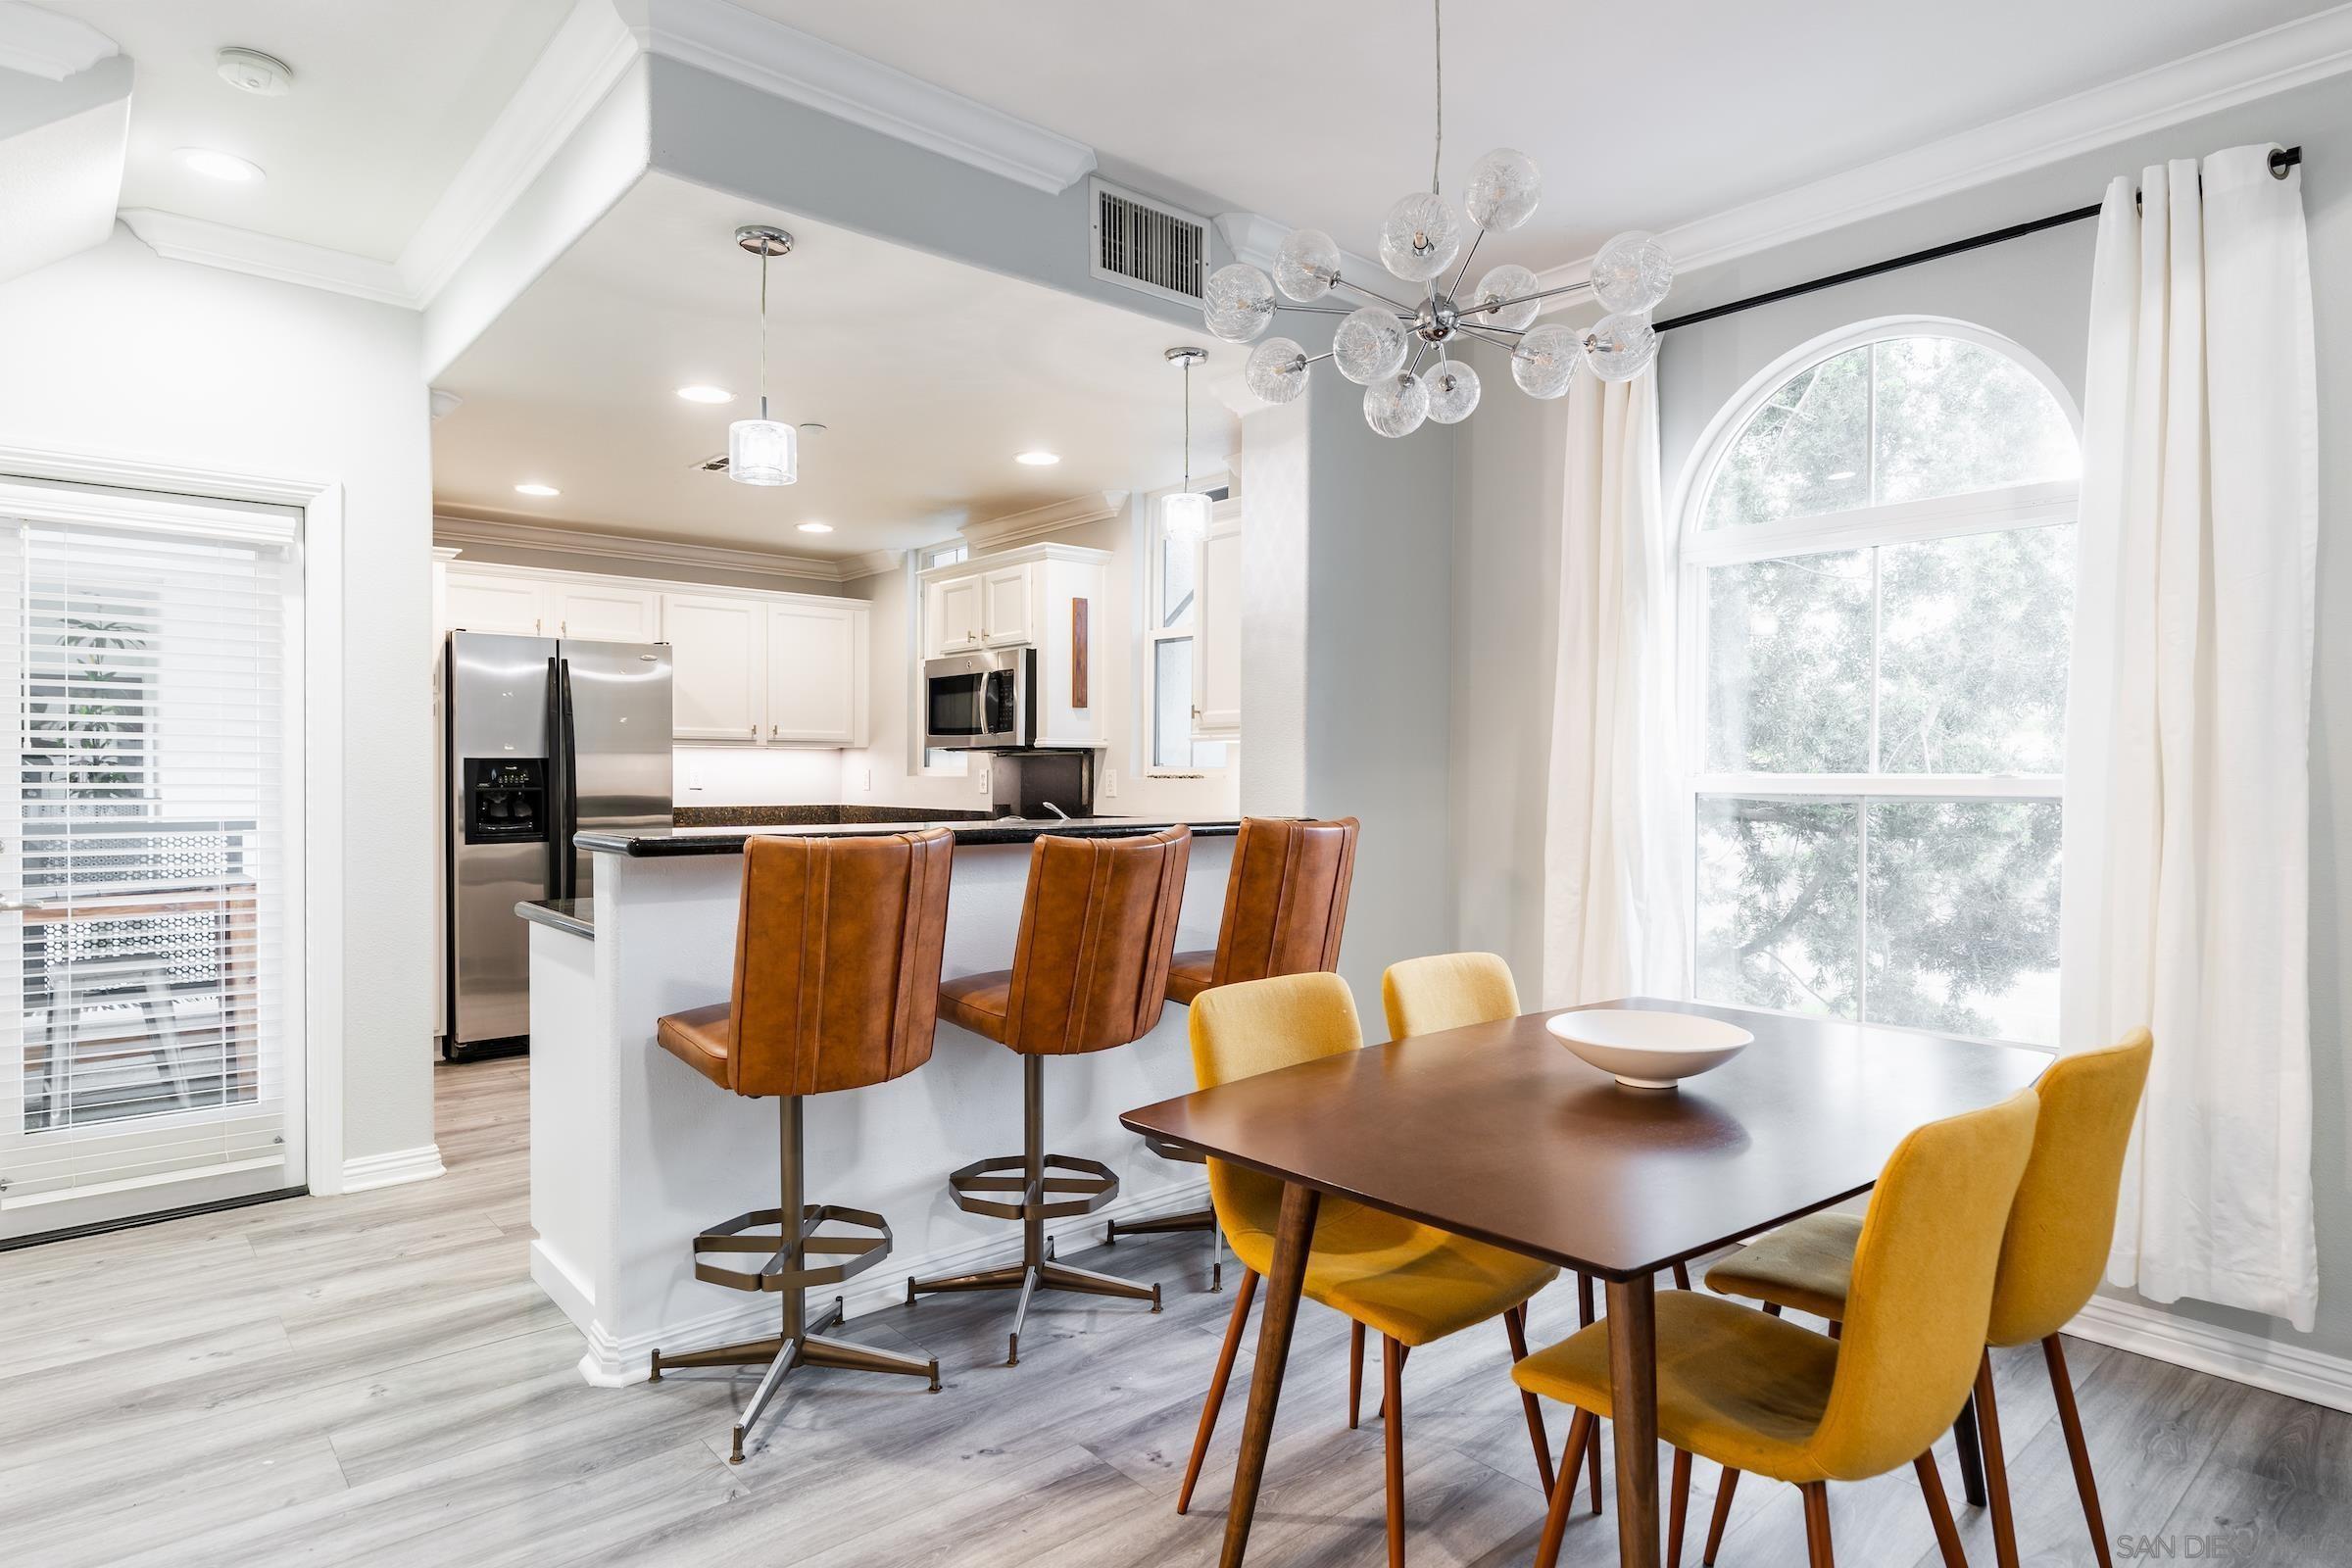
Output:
[734, 0, 2338, 271]
[432, 172, 1233, 558]
[63, 0, 572, 260]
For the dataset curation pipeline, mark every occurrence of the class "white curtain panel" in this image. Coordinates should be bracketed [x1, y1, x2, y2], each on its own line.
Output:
[2061, 144, 2320, 1330]
[1541, 367, 1687, 1007]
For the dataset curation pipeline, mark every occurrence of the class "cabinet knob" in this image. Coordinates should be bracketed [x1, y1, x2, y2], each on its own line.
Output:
[769, 724, 777, 737]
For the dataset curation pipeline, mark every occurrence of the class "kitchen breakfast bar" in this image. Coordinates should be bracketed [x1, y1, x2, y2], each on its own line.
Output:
[515, 818, 1239, 1386]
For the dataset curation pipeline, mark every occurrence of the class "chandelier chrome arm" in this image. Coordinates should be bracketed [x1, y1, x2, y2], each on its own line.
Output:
[1270, 303, 1365, 317]
[1458, 277, 1597, 318]
[1453, 323, 1525, 352]
[1445, 227, 1484, 304]
[1332, 273, 1421, 315]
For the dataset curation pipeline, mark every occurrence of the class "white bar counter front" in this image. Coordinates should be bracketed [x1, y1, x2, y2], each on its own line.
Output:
[519, 818, 1237, 1386]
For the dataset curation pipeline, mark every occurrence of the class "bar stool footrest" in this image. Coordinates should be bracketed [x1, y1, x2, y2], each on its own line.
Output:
[946, 1153, 1120, 1221]
[1141, 1132, 1208, 1165]
[691, 1202, 894, 1293]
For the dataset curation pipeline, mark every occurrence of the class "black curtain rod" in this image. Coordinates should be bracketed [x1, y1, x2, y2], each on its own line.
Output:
[1652, 145, 2302, 335]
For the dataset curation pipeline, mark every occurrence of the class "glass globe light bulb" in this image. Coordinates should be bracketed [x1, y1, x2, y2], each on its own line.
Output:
[728, 416, 798, 485]
[1464, 147, 1541, 232]
[1510, 323, 1581, 400]
[1332, 306, 1409, 385]
[1425, 360, 1481, 424]
[1363, 370, 1429, 438]
[1591, 230, 1675, 315]
[1162, 489, 1212, 545]
[1273, 228, 1343, 302]
[1470, 264, 1542, 332]
[1378, 191, 1460, 282]
[1203, 263, 1277, 342]
[1245, 336, 1310, 404]
[1583, 312, 1660, 381]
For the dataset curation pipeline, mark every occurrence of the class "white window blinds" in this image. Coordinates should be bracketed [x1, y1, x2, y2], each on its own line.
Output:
[0, 510, 298, 1225]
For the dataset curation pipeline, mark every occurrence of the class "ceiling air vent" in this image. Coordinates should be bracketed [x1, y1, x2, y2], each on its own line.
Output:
[1090, 178, 1208, 307]
[691, 453, 731, 473]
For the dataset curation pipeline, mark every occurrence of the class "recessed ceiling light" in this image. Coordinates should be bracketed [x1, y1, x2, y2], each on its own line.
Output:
[514, 482, 561, 498]
[1015, 451, 1061, 466]
[676, 385, 732, 404]
[175, 147, 265, 183]
[797, 521, 833, 534]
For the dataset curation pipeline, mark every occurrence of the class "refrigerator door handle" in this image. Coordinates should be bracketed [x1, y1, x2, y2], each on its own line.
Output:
[544, 655, 568, 900]
[557, 656, 579, 900]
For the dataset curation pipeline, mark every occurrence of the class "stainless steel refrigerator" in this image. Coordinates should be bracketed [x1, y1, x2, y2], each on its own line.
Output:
[442, 631, 672, 1057]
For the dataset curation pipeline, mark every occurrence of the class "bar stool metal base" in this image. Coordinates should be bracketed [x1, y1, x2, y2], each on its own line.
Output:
[650, 1296, 942, 1463]
[1103, 1133, 1222, 1289]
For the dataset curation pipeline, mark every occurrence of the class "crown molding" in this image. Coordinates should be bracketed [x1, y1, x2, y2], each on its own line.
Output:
[636, 0, 1097, 195]
[1527, 1, 2352, 311]
[957, 491, 1129, 551]
[118, 210, 416, 306]
[836, 549, 905, 580]
[0, 1, 118, 79]
[433, 512, 859, 584]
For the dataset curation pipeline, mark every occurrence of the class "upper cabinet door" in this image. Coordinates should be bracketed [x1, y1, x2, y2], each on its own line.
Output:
[1194, 504, 1244, 738]
[549, 582, 660, 643]
[764, 601, 864, 745]
[444, 570, 547, 637]
[980, 565, 1034, 647]
[661, 593, 764, 742]
[929, 575, 984, 656]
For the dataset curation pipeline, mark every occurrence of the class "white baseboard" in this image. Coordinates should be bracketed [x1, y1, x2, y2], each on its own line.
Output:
[2066, 1294, 2352, 1415]
[339, 1144, 447, 1193]
[567, 1177, 1212, 1386]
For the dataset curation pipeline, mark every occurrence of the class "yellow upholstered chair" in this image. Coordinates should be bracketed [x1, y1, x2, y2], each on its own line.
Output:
[1178, 973, 1560, 1568]
[1705, 1030, 2153, 1568]
[1515, 1088, 2041, 1568]
[1380, 950, 1522, 1038]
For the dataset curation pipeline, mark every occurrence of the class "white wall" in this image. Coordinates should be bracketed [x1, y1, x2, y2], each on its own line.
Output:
[673, 744, 842, 806]
[0, 228, 436, 1170]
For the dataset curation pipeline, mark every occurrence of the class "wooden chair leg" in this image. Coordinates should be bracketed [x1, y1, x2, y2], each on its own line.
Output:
[1667, 1447, 1691, 1568]
[1503, 1304, 1555, 1494]
[1954, 1391, 1988, 1507]
[2044, 1335, 2115, 1568]
[1383, 1335, 1406, 1568]
[1702, 1466, 1740, 1564]
[1375, 1338, 1410, 1420]
[1576, 1273, 1601, 1515]
[1349, 1319, 1365, 1430]
[1914, 1452, 1966, 1568]
[1535, 1409, 1595, 1568]
[1175, 1266, 1258, 1514]
[1975, 1350, 2021, 1568]
[1827, 1319, 1842, 1340]
[1801, 1481, 1835, 1568]
[1673, 1260, 1692, 1290]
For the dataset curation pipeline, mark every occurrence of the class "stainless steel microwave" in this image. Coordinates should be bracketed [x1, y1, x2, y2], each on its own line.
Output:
[923, 645, 1035, 750]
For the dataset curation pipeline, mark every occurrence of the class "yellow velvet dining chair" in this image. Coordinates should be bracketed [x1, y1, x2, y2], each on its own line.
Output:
[1177, 971, 1560, 1568]
[1513, 1087, 2042, 1568]
[1703, 1029, 2154, 1568]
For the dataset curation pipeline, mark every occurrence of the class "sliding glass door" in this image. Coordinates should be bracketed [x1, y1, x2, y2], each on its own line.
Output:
[0, 484, 303, 1241]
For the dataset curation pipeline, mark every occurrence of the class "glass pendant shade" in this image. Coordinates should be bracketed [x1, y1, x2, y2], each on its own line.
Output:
[1583, 312, 1660, 381]
[1591, 230, 1675, 315]
[1334, 306, 1409, 384]
[1464, 147, 1541, 231]
[1273, 228, 1343, 302]
[728, 417, 798, 485]
[1471, 264, 1542, 331]
[1425, 360, 1481, 423]
[1511, 323, 1581, 399]
[1246, 336, 1310, 403]
[1162, 488, 1212, 545]
[1379, 191, 1460, 282]
[1204, 263, 1278, 342]
[1364, 370, 1429, 437]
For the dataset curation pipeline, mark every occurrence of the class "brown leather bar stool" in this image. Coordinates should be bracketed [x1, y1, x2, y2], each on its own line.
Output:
[907, 825, 1192, 1364]
[1104, 816, 1359, 1289]
[648, 829, 954, 1463]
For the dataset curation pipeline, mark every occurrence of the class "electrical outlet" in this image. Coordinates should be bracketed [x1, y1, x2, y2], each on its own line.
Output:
[861, 767, 872, 793]
[1102, 768, 1118, 799]
[976, 764, 991, 796]
[686, 759, 705, 793]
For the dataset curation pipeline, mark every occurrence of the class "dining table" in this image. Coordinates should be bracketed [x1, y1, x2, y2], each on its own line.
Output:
[1118, 996, 2049, 1568]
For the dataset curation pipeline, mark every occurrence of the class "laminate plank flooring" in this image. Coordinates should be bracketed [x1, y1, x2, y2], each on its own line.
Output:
[5, 1056, 2349, 1567]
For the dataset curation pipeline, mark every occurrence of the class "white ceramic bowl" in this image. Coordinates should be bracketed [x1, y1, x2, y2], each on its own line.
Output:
[1544, 1008, 1754, 1089]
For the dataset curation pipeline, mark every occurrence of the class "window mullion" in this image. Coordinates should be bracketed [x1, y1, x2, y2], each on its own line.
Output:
[1855, 794, 1870, 1026]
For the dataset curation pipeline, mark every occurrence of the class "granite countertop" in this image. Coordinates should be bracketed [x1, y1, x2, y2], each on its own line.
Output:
[577, 817, 1243, 858]
[515, 898, 593, 938]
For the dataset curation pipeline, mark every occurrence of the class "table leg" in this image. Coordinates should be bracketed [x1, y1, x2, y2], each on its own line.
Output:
[1218, 1181, 1320, 1568]
[1606, 1274, 1661, 1568]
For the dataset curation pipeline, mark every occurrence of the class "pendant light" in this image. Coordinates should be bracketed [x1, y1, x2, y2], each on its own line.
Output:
[728, 224, 797, 486]
[1161, 346, 1211, 545]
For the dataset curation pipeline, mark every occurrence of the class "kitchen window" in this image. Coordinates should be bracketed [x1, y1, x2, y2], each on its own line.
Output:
[1145, 485, 1231, 775]
[1681, 322, 2079, 1046]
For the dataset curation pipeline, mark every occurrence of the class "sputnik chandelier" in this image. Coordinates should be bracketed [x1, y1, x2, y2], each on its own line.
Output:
[1203, 0, 1674, 436]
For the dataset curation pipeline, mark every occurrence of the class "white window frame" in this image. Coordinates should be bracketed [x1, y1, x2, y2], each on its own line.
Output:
[909, 540, 969, 778]
[1140, 479, 1232, 779]
[1672, 318, 2082, 1048]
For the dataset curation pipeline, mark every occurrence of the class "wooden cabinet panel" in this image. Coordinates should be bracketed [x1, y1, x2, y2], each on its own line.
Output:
[444, 570, 545, 637]
[929, 575, 984, 656]
[980, 565, 1034, 647]
[764, 602, 862, 745]
[549, 583, 659, 643]
[661, 593, 764, 742]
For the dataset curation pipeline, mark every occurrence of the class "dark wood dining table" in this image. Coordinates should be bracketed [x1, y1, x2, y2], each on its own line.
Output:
[1119, 997, 2048, 1568]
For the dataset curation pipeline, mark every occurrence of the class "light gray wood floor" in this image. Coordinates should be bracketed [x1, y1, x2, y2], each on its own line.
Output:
[5, 1056, 2348, 1566]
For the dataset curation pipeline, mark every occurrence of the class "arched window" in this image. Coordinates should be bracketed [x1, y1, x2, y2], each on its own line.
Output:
[1681, 320, 2080, 1046]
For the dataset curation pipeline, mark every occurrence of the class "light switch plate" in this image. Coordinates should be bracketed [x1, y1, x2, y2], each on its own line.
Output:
[1102, 768, 1118, 798]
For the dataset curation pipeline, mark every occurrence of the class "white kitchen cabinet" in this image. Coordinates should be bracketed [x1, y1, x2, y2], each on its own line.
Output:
[1193, 499, 1244, 739]
[444, 569, 547, 636]
[764, 600, 865, 745]
[928, 575, 984, 657]
[549, 581, 660, 642]
[980, 565, 1035, 648]
[662, 593, 765, 742]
